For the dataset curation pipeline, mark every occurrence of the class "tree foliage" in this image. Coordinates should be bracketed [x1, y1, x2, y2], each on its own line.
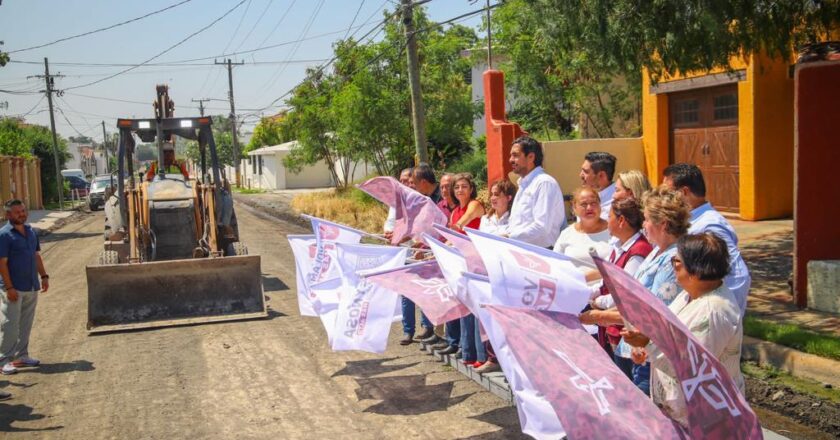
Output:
[492, 0, 839, 138]
[0, 118, 70, 202]
[184, 115, 239, 168]
[254, 6, 479, 187]
[245, 113, 294, 153]
[68, 135, 94, 144]
[0, 41, 8, 67]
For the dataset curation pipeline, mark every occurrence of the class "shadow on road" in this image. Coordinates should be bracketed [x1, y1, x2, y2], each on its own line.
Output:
[455, 406, 529, 439]
[355, 374, 473, 416]
[331, 357, 420, 379]
[740, 230, 792, 296]
[262, 275, 289, 293]
[40, 231, 102, 243]
[0, 402, 62, 433]
[31, 360, 95, 375]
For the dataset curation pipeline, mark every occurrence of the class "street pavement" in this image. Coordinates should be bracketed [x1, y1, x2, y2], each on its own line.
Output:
[0, 204, 526, 438]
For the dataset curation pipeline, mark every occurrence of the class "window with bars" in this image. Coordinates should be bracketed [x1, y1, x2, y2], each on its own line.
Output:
[674, 99, 700, 124]
[713, 94, 738, 121]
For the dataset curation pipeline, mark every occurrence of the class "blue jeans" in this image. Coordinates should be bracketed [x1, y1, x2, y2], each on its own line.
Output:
[459, 315, 487, 362]
[613, 354, 634, 381]
[445, 319, 461, 348]
[633, 363, 651, 396]
[401, 296, 432, 335]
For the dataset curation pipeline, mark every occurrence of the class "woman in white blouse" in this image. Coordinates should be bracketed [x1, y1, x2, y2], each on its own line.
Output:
[479, 179, 516, 235]
[622, 232, 745, 427]
[553, 186, 611, 269]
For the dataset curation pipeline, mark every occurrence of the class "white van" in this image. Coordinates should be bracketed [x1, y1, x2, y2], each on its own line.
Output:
[61, 169, 86, 181]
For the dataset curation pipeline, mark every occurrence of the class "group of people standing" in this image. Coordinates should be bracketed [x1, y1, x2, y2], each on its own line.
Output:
[390, 135, 752, 426]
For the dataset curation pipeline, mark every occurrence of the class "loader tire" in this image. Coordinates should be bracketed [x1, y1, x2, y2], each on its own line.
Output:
[229, 242, 248, 256]
[98, 250, 120, 265]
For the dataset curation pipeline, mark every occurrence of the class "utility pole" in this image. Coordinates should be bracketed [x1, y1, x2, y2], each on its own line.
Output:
[401, 0, 428, 164]
[215, 58, 244, 186]
[31, 58, 65, 210]
[101, 120, 110, 174]
[486, 0, 493, 69]
[191, 98, 211, 116]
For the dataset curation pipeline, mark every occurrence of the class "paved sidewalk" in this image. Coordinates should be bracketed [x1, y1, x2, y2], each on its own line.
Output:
[28, 209, 80, 235]
[733, 218, 840, 338]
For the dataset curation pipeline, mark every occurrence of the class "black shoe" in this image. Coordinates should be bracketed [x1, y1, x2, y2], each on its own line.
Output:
[414, 327, 434, 341]
[437, 346, 458, 355]
[421, 334, 442, 344]
[455, 351, 463, 360]
[431, 342, 449, 351]
[400, 333, 414, 345]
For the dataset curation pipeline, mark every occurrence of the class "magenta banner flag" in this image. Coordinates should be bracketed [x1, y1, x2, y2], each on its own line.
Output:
[357, 176, 447, 244]
[364, 261, 470, 326]
[594, 257, 763, 440]
[432, 225, 487, 275]
[485, 305, 686, 440]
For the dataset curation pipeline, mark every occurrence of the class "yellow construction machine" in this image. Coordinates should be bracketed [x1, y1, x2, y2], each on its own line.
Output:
[86, 86, 265, 333]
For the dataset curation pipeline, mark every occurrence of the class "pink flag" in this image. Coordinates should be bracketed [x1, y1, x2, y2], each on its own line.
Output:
[357, 176, 447, 245]
[364, 261, 470, 326]
[594, 257, 763, 439]
[484, 305, 686, 440]
[463, 273, 567, 439]
[287, 234, 319, 317]
[433, 225, 487, 275]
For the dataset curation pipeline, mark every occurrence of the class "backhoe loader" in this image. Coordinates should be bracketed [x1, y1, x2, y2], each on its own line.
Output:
[86, 86, 265, 333]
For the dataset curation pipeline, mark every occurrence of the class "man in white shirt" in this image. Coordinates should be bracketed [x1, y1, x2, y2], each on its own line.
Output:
[504, 136, 566, 247]
[662, 163, 751, 316]
[579, 152, 617, 220]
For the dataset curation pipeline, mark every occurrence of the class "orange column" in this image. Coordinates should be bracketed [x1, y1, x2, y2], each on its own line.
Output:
[483, 70, 525, 184]
[793, 60, 840, 307]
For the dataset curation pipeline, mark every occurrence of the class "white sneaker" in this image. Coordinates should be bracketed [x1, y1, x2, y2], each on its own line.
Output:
[1, 363, 17, 375]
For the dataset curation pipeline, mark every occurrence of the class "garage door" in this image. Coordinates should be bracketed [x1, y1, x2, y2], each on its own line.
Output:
[670, 84, 740, 213]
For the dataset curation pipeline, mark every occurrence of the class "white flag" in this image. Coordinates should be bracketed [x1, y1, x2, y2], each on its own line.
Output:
[465, 227, 590, 314]
[287, 234, 319, 317]
[422, 233, 469, 304]
[330, 243, 408, 353]
[463, 272, 566, 440]
[309, 277, 342, 345]
[304, 215, 365, 285]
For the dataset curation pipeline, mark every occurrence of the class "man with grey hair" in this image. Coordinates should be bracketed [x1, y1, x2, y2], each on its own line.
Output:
[0, 199, 50, 381]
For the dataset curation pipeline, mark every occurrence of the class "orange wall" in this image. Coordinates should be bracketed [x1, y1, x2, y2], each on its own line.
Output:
[641, 54, 794, 220]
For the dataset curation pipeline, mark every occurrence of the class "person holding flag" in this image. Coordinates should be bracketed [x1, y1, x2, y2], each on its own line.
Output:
[621, 232, 745, 428]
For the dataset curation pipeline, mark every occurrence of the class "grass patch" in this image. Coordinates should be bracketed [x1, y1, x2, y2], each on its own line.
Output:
[233, 187, 265, 195]
[744, 315, 840, 361]
[742, 361, 840, 404]
[290, 188, 388, 233]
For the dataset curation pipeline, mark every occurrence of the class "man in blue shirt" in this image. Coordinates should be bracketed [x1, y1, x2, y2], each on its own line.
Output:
[0, 199, 50, 381]
[662, 164, 751, 316]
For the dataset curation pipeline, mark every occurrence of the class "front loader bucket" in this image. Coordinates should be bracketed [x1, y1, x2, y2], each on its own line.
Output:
[86, 255, 266, 333]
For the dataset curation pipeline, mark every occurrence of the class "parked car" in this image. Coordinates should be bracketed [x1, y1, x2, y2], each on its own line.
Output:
[65, 175, 90, 198]
[61, 168, 86, 181]
[88, 175, 114, 211]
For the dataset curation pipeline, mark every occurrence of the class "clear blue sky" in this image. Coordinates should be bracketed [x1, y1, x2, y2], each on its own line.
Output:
[0, 0, 484, 140]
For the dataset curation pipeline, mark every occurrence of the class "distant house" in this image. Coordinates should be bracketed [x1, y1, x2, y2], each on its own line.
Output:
[66, 142, 107, 177]
[238, 140, 372, 190]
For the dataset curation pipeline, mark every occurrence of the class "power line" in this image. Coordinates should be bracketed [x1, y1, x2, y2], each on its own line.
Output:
[232, 0, 276, 53]
[198, 0, 254, 97]
[8, 58, 330, 68]
[261, 0, 326, 92]
[8, 18, 382, 68]
[255, 0, 299, 50]
[344, 0, 368, 39]
[62, 0, 249, 91]
[9, 0, 195, 53]
[2, 96, 45, 119]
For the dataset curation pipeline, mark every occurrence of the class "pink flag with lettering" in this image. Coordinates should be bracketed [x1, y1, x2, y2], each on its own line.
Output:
[433, 225, 487, 275]
[357, 176, 447, 245]
[287, 234, 319, 316]
[300, 215, 365, 285]
[364, 261, 470, 325]
[485, 305, 686, 440]
[594, 257, 763, 439]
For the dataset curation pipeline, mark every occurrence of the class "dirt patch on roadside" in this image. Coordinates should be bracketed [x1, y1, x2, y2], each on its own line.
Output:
[747, 375, 840, 438]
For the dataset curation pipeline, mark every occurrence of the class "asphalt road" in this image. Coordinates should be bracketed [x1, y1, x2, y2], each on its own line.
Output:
[0, 204, 526, 439]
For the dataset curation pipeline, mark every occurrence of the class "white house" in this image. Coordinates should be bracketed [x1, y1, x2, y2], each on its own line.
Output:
[461, 50, 517, 138]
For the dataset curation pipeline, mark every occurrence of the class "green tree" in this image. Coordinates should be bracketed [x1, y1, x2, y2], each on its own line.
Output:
[0, 118, 70, 202]
[245, 113, 294, 153]
[69, 135, 93, 144]
[0, 41, 8, 67]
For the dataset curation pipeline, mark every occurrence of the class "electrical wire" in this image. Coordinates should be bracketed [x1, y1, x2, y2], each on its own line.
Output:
[344, 0, 367, 39]
[62, 0, 249, 91]
[9, 0, 195, 53]
[2, 96, 45, 119]
[261, 0, 326, 92]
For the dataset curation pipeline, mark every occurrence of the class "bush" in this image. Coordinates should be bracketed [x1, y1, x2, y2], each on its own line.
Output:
[444, 135, 487, 187]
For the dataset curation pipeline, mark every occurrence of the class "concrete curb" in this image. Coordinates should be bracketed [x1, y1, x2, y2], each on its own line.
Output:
[742, 336, 840, 388]
[417, 341, 514, 404]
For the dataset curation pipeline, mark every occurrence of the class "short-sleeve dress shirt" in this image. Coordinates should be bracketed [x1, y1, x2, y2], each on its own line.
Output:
[0, 222, 41, 291]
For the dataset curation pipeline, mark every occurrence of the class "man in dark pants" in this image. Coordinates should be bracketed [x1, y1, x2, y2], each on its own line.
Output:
[0, 199, 50, 390]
